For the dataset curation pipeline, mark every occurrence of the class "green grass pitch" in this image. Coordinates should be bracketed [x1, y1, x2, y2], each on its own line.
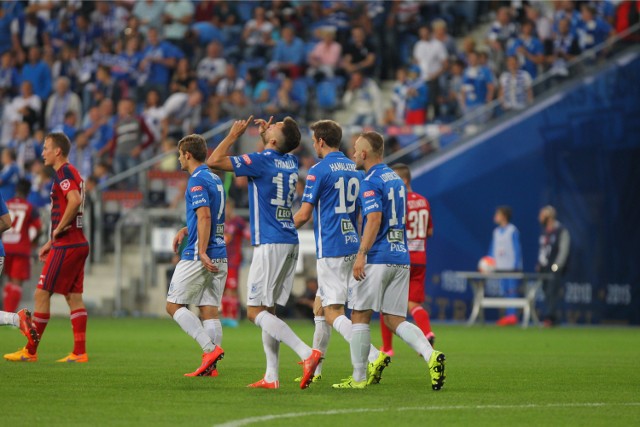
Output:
[1, 317, 639, 426]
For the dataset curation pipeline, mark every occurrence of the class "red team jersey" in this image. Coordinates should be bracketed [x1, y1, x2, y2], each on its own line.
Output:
[225, 215, 249, 269]
[51, 163, 87, 247]
[406, 191, 433, 266]
[2, 197, 42, 256]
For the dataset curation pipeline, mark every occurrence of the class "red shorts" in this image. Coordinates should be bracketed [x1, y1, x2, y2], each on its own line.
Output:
[408, 265, 426, 303]
[225, 267, 239, 290]
[4, 255, 31, 281]
[38, 244, 89, 295]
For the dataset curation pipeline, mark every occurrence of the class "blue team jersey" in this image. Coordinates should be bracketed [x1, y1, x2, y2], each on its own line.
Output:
[181, 165, 227, 261]
[359, 163, 409, 265]
[302, 151, 362, 258]
[231, 149, 298, 245]
[0, 193, 7, 257]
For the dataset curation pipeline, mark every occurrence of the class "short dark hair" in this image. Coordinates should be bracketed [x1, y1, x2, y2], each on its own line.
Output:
[310, 120, 342, 149]
[280, 117, 301, 153]
[16, 178, 31, 197]
[391, 163, 412, 182]
[46, 132, 71, 156]
[178, 134, 208, 162]
[496, 205, 513, 222]
[360, 131, 384, 156]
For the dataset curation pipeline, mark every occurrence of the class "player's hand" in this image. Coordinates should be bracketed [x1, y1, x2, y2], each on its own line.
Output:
[172, 228, 187, 253]
[52, 225, 71, 240]
[353, 253, 366, 281]
[254, 116, 273, 134]
[229, 116, 253, 138]
[200, 253, 219, 273]
[39, 240, 52, 262]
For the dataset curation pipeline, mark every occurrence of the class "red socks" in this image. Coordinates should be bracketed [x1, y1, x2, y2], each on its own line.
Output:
[221, 295, 239, 319]
[3, 283, 22, 312]
[26, 312, 50, 355]
[70, 309, 88, 355]
[410, 306, 432, 336]
[380, 314, 393, 353]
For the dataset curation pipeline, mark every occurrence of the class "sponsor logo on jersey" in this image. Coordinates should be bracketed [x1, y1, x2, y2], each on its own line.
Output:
[233, 157, 242, 168]
[193, 198, 207, 205]
[60, 179, 71, 191]
[340, 219, 355, 234]
[216, 224, 225, 237]
[276, 206, 292, 221]
[242, 154, 252, 164]
[307, 174, 316, 181]
[363, 190, 375, 198]
[387, 228, 404, 243]
[303, 192, 313, 200]
[190, 185, 203, 192]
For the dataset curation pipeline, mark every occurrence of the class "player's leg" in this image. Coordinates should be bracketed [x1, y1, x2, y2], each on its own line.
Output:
[497, 278, 518, 325]
[311, 297, 329, 378]
[379, 313, 394, 355]
[407, 265, 434, 344]
[201, 262, 227, 347]
[221, 267, 240, 326]
[3, 256, 30, 312]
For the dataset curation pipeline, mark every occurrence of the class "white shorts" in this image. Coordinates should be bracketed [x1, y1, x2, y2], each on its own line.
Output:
[348, 263, 410, 316]
[317, 255, 356, 306]
[246, 243, 298, 307]
[167, 259, 228, 307]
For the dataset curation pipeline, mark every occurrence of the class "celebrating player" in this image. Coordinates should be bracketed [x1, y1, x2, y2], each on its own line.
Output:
[2, 179, 43, 312]
[333, 131, 445, 390]
[379, 164, 435, 355]
[166, 134, 227, 377]
[4, 133, 90, 363]
[207, 116, 322, 390]
[293, 120, 391, 385]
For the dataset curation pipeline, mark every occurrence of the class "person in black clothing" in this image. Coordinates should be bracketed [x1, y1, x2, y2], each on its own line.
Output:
[536, 205, 571, 327]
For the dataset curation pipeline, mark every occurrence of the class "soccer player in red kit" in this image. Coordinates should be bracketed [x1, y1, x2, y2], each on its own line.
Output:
[2, 179, 42, 312]
[221, 198, 249, 327]
[379, 164, 435, 355]
[4, 132, 90, 363]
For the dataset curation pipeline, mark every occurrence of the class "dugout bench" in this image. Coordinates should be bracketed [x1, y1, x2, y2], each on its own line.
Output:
[455, 272, 550, 329]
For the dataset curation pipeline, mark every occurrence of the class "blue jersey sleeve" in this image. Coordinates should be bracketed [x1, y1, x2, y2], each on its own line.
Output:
[360, 178, 382, 216]
[186, 176, 211, 212]
[301, 165, 323, 206]
[231, 152, 264, 178]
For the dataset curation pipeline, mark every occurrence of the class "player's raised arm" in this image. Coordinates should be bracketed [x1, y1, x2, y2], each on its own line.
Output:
[206, 116, 253, 171]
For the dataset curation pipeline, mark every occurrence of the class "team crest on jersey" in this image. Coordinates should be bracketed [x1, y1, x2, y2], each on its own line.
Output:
[363, 190, 375, 198]
[242, 154, 252, 164]
[60, 179, 71, 191]
[190, 185, 203, 192]
[307, 174, 316, 181]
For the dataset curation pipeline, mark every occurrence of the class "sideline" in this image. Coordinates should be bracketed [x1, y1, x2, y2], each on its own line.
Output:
[214, 402, 640, 427]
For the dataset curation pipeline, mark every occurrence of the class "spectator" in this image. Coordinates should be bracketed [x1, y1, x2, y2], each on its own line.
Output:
[461, 51, 495, 124]
[576, 4, 614, 52]
[0, 50, 19, 98]
[90, 1, 128, 43]
[441, 59, 465, 121]
[506, 20, 544, 79]
[75, 13, 101, 59]
[525, 4, 553, 46]
[160, 89, 203, 140]
[196, 41, 227, 97]
[19, 46, 52, 101]
[341, 26, 377, 78]
[139, 27, 180, 101]
[51, 45, 81, 91]
[307, 26, 342, 82]
[45, 76, 83, 131]
[386, 66, 428, 126]
[486, 6, 518, 72]
[241, 6, 273, 59]
[0, 148, 20, 200]
[11, 9, 49, 58]
[268, 25, 305, 78]
[27, 159, 53, 210]
[52, 111, 80, 142]
[244, 68, 270, 112]
[162, 0, 195, 55]
[68, 131, 94, 179]
[413, 24, 448, 120]
[499, 56, 533, 112]
[156, 137, 179, 172]
[83, 99, 115, 160]
[215, 63, 246, 103]
[170, 57, 196, 93]
[142, 89, 165, 143]
[459, 36, 477, 65]
[50, 12, 79, 54]
[546, 18, 581, 78]
[342, 71, 383, 126]
[0, 7, 13, 55]
[264, 77, 302, 121]
[133, 0, 165, 35]
[220, 89, 253, 120]
[536, 205, 571, 327]
[109, 98, 155, 178]
[118, 36, 144, 95]
[553, 0, 581, 36]
[9, 121, 41, 174]
[1, 81, 41, 146]
[432, 19, 458, 58]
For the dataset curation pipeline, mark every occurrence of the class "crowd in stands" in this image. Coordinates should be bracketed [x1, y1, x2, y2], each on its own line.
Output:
[0, 0, 631, 215]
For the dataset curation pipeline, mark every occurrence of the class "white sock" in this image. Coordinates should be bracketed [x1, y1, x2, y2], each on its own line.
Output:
[313, 316, 331, 375]
[350, 323, 370, 382]
[262, 329, 280, 383]
[203, 318, 223, 346]
[173, 307, 215, 353]
[395, 321, 433, 362]
[0, 311, 19, 327]
[255, 311, 312, 360]
[333, 315, 379, 363]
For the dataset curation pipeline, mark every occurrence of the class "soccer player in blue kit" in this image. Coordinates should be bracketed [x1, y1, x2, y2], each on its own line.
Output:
[167, 134, 227, 377]
[334, 131, 445, 390]
[207, 116, 322, 390]
[293, 120, 391, 385]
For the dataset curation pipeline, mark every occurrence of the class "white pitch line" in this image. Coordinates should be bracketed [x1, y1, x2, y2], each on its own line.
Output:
[214, 402, 640, 427]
